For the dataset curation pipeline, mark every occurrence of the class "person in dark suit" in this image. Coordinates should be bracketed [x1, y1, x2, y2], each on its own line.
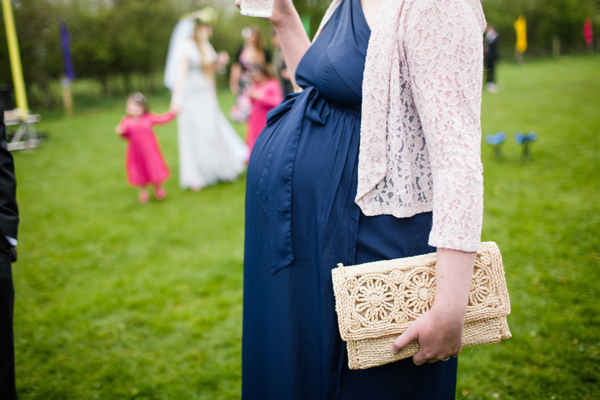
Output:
[484, 24, 500, 93]
[0, 102, 20, 400]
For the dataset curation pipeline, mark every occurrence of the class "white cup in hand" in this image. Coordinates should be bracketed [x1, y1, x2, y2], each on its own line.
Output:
[240, 0, 274, 18]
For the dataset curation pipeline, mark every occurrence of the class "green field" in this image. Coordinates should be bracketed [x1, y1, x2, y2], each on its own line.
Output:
[12, 55, 600, 399]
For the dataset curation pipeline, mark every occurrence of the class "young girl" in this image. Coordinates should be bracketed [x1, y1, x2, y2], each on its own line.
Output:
[116, 93, 176, 203]
[246, 64, 283, 159]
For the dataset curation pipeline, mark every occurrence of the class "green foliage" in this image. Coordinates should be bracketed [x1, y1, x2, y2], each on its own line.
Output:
[0, 0, 180, 105]
[5, 0, 597, 107]
[68, 7, 115, 86]
[482, 0, 600, 57]
[10, 55, 600, 399]
[0, 0, 326, 107]
[0, 0, 63, 107]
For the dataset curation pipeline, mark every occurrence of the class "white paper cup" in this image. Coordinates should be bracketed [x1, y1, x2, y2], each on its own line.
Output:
[240, 0, 274, 18]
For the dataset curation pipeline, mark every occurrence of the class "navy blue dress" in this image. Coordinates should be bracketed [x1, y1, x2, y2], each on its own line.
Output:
[243, 0, 458, 398]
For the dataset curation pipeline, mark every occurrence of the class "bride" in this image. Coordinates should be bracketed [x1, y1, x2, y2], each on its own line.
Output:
[165, 9, 247, 190]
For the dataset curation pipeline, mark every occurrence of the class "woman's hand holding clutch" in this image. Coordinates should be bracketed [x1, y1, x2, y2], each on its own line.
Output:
[392, 304, 465, 365]
[391, 248, 476, 365]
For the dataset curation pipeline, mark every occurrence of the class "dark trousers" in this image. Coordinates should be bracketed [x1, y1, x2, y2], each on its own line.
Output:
[485, 57, 496, 84]
[0, 251, 17, 400]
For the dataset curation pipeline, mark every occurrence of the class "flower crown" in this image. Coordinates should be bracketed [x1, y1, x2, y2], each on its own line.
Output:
[188, 7, 217, 25]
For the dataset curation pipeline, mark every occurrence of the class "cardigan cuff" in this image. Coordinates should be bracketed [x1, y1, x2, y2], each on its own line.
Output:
[428, 235, 481, 254]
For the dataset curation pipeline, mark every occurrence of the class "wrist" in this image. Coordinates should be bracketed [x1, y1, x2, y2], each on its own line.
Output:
[431, 299, 468, 321]
[430, 248, 476, 320]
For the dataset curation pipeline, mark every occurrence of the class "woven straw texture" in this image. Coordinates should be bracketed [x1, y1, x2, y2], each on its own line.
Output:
[332, 242, 511, 370]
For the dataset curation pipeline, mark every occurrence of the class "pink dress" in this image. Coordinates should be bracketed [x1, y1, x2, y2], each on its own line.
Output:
[246, 79, 283, 159]
[119, 112, 175, 187]
[584, 17, 593, 46]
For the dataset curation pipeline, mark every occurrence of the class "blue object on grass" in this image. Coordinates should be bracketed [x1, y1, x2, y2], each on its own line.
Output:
[484, 132, 505, 158]
[515, 132, 536, 161]
[515, 131, 536, 144]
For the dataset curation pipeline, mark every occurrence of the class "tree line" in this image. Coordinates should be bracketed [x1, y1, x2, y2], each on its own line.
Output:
[0, 0, 598, 108]
[482, 0, 599, 58]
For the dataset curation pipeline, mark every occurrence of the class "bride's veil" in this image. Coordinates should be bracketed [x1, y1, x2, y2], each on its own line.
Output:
[164, 18, 194, 90]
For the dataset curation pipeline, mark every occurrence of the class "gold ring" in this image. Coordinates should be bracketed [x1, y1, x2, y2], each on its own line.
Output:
[441, 357, 450, 361]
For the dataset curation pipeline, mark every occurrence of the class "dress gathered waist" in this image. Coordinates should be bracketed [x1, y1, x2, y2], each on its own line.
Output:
[256, 86, 359, 273]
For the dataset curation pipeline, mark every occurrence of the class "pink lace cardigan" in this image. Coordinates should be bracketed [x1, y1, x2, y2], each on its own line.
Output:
[315, 0, 486, 253]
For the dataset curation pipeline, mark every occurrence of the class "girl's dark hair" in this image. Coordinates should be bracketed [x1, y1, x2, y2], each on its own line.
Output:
[128, 92, 150, 113]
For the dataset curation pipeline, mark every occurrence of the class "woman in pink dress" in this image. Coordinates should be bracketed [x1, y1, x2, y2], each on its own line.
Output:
[116, 93, 176, 203]
[246, 64, 283, 159]
[584, 17, 594, 52]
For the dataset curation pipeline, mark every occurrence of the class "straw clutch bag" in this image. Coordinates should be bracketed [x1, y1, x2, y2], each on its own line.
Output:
[332, 242, 511, 370]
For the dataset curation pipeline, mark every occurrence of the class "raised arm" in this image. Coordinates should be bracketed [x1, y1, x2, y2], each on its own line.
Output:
[200, 45, 224, 81]
[392, 0, 485, 364]
[270, 1, 310, 87]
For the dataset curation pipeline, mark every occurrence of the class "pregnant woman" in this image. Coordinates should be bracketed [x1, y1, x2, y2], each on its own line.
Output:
[241, 0, 486, 398]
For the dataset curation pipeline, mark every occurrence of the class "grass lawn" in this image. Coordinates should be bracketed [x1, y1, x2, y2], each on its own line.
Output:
[12, 55, 600, 399]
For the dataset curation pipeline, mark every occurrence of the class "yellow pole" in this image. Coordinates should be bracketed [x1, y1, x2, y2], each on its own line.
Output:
[2, 0, 29, 118]
[61, 77, 73, 117]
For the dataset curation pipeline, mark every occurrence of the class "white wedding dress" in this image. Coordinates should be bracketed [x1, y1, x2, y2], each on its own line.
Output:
[173, 39, 247, 189]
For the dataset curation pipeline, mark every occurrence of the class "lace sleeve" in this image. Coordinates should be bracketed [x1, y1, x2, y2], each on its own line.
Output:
[404, 0, 485, 253]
